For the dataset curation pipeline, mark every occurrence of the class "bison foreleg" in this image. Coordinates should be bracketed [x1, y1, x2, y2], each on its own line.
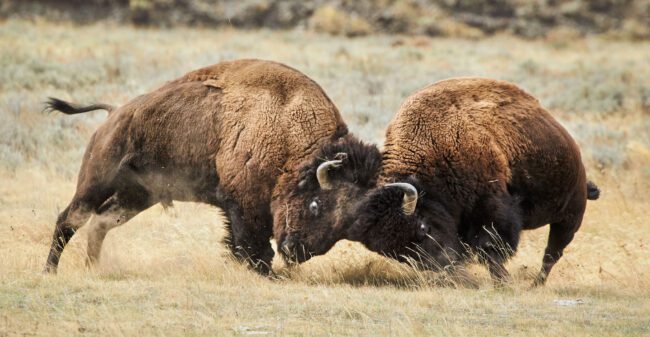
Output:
[474, 195, 523, 285]
[224, 207, 274, 276]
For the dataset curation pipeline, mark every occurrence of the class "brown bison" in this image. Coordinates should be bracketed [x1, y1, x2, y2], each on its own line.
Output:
[43, 59, 351, 275]
[277, 77, 600, 285]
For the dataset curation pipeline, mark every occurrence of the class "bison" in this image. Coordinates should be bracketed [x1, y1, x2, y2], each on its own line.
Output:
[43, 59, 353, 275]
[277, 77, 600, 285]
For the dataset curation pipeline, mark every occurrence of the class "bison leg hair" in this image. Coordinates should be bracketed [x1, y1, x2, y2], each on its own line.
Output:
[43, 202, 93, 273]
[223, 207, 275, 276]
[233, 237, 275, 276]
[476, 243, 512, 285]
[473, 195, 523, 285]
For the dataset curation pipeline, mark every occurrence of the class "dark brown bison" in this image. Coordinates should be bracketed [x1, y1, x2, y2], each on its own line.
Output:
[277, 77, 600, 285]
[43, 59, 351, 275]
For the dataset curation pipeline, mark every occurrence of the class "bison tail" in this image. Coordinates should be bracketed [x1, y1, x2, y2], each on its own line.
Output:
[44, 97, 115, 115]
[587, 180, 600, 200]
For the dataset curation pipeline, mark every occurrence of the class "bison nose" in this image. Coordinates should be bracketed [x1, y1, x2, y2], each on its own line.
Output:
[281, 238, 297, 256]
[280, 236, 312, 264]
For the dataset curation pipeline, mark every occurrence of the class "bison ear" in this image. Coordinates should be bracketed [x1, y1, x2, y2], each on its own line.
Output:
[334, 152, 348, 162]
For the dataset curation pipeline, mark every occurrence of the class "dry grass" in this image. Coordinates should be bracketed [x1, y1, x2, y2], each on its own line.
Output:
[1, 19, 649, 336]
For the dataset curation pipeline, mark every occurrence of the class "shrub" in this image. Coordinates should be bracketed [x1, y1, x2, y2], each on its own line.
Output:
[310, 5, 373, 37]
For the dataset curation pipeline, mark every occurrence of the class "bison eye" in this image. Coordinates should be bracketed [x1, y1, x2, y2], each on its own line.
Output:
[309, 200, 319, 216]
[298, 179, 308, 189]
[417, 222, 431, 241]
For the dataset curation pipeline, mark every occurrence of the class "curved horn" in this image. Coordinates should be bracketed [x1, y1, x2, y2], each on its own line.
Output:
[385, 182, 418, 215]
[316, 159, 343, 190]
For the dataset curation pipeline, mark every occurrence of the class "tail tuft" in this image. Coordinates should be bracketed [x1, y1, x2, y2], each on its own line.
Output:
[44, 97, 114, 115]
[587, 180, 600, 200]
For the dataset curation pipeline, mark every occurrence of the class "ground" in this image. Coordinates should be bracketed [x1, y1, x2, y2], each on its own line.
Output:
[0, 19, 649, 336]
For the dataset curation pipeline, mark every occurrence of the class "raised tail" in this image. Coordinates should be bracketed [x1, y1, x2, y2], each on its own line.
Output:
[587, 180, 600, 200]
[44, 97, 115, 115]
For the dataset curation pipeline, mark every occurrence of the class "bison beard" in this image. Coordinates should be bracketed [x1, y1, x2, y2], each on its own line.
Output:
[42, 59, 350, 276]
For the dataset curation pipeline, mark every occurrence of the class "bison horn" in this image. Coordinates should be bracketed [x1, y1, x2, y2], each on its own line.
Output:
[316, 159, 344, 190]
[385, 182, 418, 215]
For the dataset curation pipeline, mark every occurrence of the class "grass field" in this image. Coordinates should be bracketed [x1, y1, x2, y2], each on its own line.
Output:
[1, 19, 649, 336]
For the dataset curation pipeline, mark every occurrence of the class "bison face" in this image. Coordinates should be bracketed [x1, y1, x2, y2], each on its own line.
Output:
[275, 155, 372, 264]
[273, 137, 382, 264]
[274, 137, 384, 264]
[276, 181, 368, 264]
[349, 181, 461, 270]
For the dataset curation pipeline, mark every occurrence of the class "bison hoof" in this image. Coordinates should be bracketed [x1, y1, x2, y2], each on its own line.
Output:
[42, 264, 57, 275]
[532, 275, 547, 287]
[250, 260, 273, 276]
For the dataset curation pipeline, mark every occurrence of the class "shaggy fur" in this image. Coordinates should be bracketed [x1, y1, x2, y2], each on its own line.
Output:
[271, 134, 382, 262]
[43, 59, 348, 275]
[377, 78, 598, 284]
[280, 77, 599, 285]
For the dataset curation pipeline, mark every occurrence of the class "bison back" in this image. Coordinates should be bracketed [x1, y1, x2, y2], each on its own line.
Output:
[381, 77, 587, 225]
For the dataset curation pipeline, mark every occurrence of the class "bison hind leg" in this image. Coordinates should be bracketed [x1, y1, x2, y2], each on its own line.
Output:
[532, 191, 587, 287]
[85, 185, 153, 268]
[43, 203, 93, 274]
[533, 212, 585, 286]
[44, 186, 115, 274]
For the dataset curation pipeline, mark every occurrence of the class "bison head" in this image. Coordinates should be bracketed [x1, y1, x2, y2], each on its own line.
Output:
[274, 136, 462, 270]
[272, 136, 381, 264]
[276, 153, 462, 269]
[348, 179, 462, 270]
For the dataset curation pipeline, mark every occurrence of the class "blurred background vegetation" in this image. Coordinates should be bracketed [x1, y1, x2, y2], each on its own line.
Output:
[2, 0, 649, 39]
[1, 0, 648, 192]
